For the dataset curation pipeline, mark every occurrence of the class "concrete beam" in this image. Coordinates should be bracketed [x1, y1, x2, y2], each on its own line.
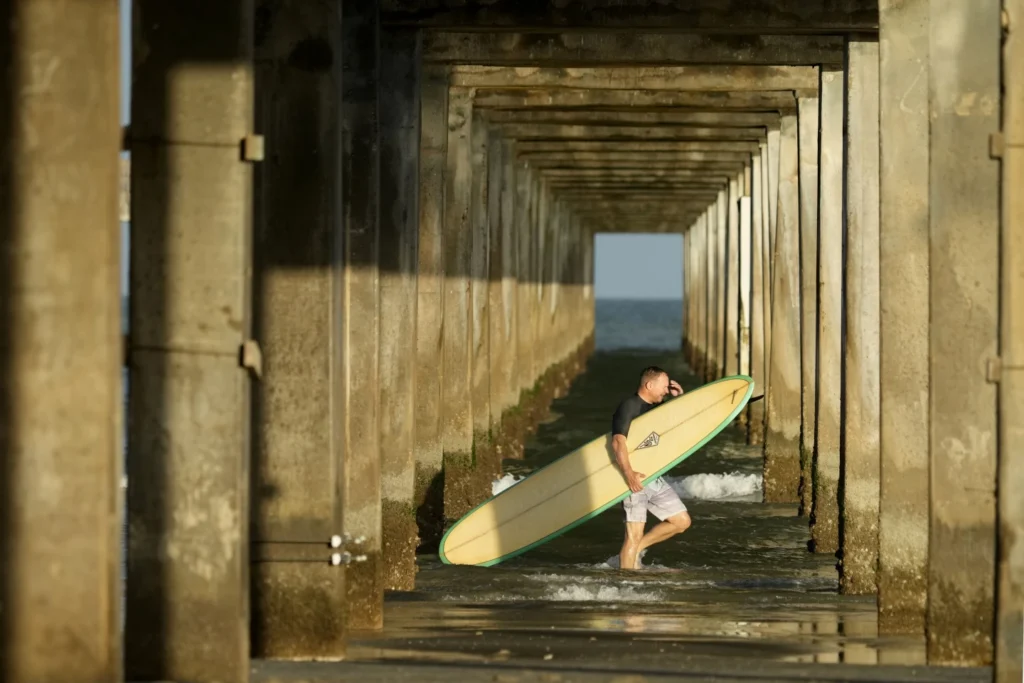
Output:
[540, 168, 735, 179]
[249, 0, 346, 657]
[516, 141, 760, 154]
[485, 109, 780, 127]
[840, 40, 881, 596]
[797, 96, 820, 517]
[521, 151, 752, 164]
[763, 114, 801, 504]
[381, 0, 879, 33]
[473, 88, 799, 111]
[414, 66, 447, 551]
[340, 0, 383, 631]
[450, 65, 820, 91]
[424, 31, 845, 67]
[1, 1, 122, 679]
[877, 0, 929, 635]
[926, 0, 999, 665]
[548, 180, 729, 190]
[495, 123, 766, 141]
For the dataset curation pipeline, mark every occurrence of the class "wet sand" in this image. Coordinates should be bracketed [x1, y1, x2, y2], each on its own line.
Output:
[256, 350, 991, 682]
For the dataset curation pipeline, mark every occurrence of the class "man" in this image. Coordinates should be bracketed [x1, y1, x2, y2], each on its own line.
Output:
[611, 366, 692, 569]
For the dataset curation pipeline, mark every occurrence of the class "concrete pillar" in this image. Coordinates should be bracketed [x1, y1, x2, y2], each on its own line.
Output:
[706, 206, 720, 381]
[763, 114, 802, 504]
[811, 69, 844, 555]
[379, 28, 421, 592]
[725, 176, 741, 376]
[516, 161, 536, 398]
[442, 86, 475, 521]
[996, 0, 1024, 678]
[797, 96, 820, 517]
[841, 40, 881, 595]
[766, 126, 782, 287]
[470, 112, 492, 459]
[341, 0, 382, 631]
[749, 150, 767, 444]
[697, 215, 709, 379]
[739, 196, 753, 380]
[716, 192, 728, 378]
[249, 1, 345, 657]
[500, 141, 520, 413]
[927, 0, 999, 664]
[684, 228, 693, 363]
[489, 136, 517, 441]
[0, 1, 121, 679]
[878, 0, 930, 634]
[125, 4, 253, 681]
[414, 65, 447, 550]
[761, 137, 775, 407]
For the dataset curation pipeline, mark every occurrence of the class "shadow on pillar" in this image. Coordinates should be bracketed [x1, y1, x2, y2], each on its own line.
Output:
[0, 1, 12, 668]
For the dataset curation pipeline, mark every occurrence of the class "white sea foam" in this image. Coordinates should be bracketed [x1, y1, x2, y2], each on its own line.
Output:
[545, 585, 662, 602]
[491, 473, 525, 495]
[666, 472, 762, 501]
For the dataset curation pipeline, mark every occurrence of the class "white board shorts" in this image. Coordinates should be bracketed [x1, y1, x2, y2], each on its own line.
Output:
[622, 477, 687, 523]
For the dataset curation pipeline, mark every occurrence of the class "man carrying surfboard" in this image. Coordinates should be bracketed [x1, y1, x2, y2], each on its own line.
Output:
[612, 366, 692, 570]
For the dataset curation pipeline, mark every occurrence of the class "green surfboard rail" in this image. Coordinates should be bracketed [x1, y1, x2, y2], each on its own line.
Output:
[438, 375, 756, 567]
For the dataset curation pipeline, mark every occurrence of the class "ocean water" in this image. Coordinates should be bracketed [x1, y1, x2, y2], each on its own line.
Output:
[348, 300, 943, 677]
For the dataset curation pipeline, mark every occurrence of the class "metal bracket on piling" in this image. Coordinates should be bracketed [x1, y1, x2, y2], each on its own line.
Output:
[242, 134, 265, 162]
[251, 534, 368, 566]
[240, 340, 263, 379]
[987, 357, 1024, 384]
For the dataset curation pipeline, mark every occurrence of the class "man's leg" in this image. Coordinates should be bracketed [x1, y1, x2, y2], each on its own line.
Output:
[636, 511, 691, 556]
[620, 491, 648, 569]
[635, 483, 691, 558]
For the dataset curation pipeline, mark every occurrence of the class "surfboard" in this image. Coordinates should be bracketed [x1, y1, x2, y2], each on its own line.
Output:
[439, 374, 756, 566]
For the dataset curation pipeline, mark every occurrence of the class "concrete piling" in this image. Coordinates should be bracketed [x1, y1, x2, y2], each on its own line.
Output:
[725, 177, 741, 377]
[841, 40, 881, 595]
[250, 0, 346, 656]
[811, 69, 844, 555]
[877, 0, 930, 635]
[748, 151, 767, 444]
[0, 1, 121, 679]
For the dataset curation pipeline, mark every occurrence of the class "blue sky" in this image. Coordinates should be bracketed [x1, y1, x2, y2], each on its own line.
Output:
[118, 6, 683, 302]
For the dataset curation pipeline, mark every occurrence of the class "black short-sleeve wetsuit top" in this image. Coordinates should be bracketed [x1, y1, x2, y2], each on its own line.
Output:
[613, 393, 669, 489]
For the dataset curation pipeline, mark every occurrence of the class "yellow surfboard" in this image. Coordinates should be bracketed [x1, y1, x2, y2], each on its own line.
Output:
[439, 375, 755, 566]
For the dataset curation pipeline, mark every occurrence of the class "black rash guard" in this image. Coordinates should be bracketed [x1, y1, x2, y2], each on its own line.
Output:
[612, 393, 657, 439]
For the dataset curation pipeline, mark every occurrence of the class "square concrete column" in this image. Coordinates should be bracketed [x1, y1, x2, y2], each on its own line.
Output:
[841, 40, 881, 595]
[697, 215, 709, 379]
[763, 114, 802, 504]
[797, 96, 820, 518]
[379, 28, 422, 592]
[996, 0, 1024, 678]
[927, 0, 1000, 665]
[811, 68, 845, 555]
[683, 228, 692, 362]
[739, 196, 753, 380]
[516, 161, 536, 397]
[762, 136, 777, 404]
[716, 192, 728, 378]
[878, 0, 930, 635]
[499, 140, 521, 413]
[126, 4, 254, 681]
[725, 176, 741, 377]
[488, 136, 517, 441]
[470, 112, 492, 470]
[766, 126, 782, 287]
[249, 0, 346, 657]
[414, 65, 448, 551]
[0, 1, 121, 680]
[705, 207, 720, 382]
[442, 86, 476, 521]
[341, 0, 383, 631]
[749, 151, 767, 444]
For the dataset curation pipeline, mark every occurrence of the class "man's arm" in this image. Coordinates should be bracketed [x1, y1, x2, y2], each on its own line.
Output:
[613, 434, 646, 493]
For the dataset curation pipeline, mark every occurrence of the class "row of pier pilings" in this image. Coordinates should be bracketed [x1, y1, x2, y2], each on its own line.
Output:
[2, 1, 1024, 682]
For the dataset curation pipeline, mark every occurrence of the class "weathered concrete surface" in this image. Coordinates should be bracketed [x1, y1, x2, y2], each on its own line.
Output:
[496, 123, 766, 142]
[0, 1, 121, 679]
[705, 208, 720, 381]
[424, 32, 845, 66]
[515, 161, 536, 399]
[739, 195, 753, 381]
[811, 70, 843, 556]
[748, 151, 766, 444]
[517, 141, 760, 154]
[840, 41, 880, 596]
[473, 88, 799, 111]
[696, 216, 709, 379]
[926, 0, 999, 665]
[762, 115, 801, 504]
[763, 131, 779, 407]
[796, 97, 820, 518]
[379, 28, 421, 593]
[997, 1, 1024, 679]
[414, 66, 448, 552]
[758, 141, 773, 419]
[450, 65, 820, 91]
[341, 0, 383, 632]
[715, 194, 728, 379]
[125, 4, 253, 681]
[724, 177, 741, 376]
[877, 0, 929, 635]
[441, 86, 477, 523]
[487, 110, 781, 128]
[381, 0, 879, 33]
[250, 0, 346, 656]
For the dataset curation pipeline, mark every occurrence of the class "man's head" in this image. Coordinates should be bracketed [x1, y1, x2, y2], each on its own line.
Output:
[637, 366, 670, 403]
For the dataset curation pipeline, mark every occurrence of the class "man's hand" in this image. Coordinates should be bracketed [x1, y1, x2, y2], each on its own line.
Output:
[669, 379, 683, 397]
[626, 470, 646, 493]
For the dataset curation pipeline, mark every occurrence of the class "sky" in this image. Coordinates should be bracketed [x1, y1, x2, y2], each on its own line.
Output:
[118, 6, 684, 302]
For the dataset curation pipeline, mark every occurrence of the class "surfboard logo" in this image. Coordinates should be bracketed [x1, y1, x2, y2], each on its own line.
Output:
[636, 432, 660, 450]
